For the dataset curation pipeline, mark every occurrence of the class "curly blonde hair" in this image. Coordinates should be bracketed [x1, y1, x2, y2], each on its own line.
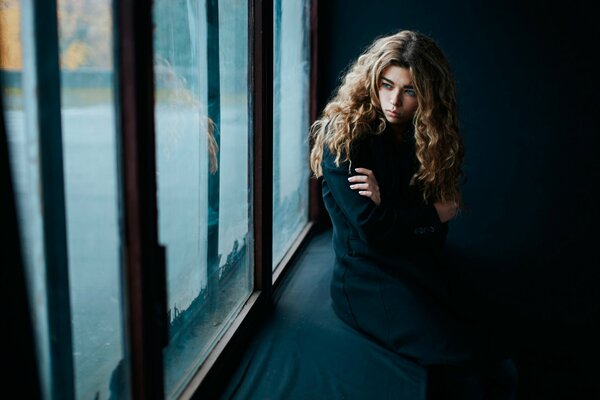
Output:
[309, 30, 464, 205]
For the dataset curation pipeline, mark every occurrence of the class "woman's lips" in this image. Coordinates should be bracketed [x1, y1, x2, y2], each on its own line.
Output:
[386, 110, 400, 118]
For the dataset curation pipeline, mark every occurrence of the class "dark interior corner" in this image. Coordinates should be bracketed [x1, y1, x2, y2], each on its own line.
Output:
[315, 0, 599, 398]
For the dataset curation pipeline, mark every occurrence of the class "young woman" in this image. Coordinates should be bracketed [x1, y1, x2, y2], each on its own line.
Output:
[310, 30, 517, 398]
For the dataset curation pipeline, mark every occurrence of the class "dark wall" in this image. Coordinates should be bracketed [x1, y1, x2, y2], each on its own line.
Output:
[317, 1, 599, 397]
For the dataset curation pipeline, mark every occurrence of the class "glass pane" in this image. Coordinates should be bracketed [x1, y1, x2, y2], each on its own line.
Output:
[1, 1, 52, 398]
[272, 0, 311, 268]
[57, 0, 129, 398]
[2, 0, 130, 398]
[153, 0, 252, 397]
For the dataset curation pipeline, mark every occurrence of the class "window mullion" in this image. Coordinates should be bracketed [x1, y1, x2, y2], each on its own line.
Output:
[206, 0, 221, 310]
[251, 0, 274, 296]
[114, 0, 167, 399]
[309, 0, 322, 222]
[29, 0, 75, 398]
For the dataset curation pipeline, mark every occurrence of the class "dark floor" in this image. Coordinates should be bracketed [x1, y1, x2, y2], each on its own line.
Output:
[513, 341, 599, 399]
[221, 227, 600, 399]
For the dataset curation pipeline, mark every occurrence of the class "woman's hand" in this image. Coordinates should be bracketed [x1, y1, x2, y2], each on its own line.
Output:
[348, 167, 381, 206]
[433, 196, 461, 223]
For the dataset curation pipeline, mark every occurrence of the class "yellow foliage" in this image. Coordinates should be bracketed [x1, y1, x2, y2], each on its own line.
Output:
[61, 41, 89, 69]
[0, 0, 113, 70]
[0, 2, 23, 70]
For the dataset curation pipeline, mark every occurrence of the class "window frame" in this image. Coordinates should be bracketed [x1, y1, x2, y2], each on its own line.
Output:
[115, 0, 167, 398]
[3, 0, 321, 397]
[7, 1, 76, 398]
[118, 1, 322, 397]
[1, 76, 42, 400]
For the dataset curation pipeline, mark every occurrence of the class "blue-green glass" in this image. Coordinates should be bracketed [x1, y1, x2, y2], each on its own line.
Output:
[272, 0, 311, 269]
[153, 0, 252, 397]
[2, 0, 130, 398]
[1, 1, 52, 398]
[57, 0, 129, 398]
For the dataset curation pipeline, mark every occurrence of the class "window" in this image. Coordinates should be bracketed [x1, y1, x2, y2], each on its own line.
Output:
[1, 0, 315, 398]
[57, 0, 128, 398]
[1, 0, 130, 398]
[1, 1, 52, 397]
[272, 0, 311, 269]
[153, 0, 252, 396]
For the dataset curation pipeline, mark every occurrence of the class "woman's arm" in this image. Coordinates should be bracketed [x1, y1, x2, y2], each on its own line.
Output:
[322, 146, 443, 246]
[349, 167, 459, 223]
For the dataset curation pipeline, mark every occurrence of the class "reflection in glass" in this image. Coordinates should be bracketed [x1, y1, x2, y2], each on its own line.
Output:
[153, 0, 252, 397]
[273, 0, 311, 268]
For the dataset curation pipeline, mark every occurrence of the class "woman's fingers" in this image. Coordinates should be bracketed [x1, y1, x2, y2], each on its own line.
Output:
[348, 175, 368, 182]
[348, 173, 378, 191]
[354, 167, 373, 176]
[349, 183, 380, 193]
[348, 168, 381, 206]
[348, 175, 377, 187]
[359, 190, 381, 206]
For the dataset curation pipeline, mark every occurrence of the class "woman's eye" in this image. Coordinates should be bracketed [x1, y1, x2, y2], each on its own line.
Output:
[405, 89, 416, 97]
[382, 83, 392, 89]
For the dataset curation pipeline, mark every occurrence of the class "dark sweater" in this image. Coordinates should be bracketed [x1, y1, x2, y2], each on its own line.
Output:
[321, 127, 503, 366]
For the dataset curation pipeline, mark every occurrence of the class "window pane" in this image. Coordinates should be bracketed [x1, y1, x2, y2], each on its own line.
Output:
[1, 1, 52, 398]
[57, 0, 130, 398]
[2, 0, 130, 398]
[272, 0, 311, 268]
[153, 0, 252, 397]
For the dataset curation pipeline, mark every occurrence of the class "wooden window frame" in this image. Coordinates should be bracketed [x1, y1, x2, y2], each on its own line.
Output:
[3, 0, 321, 398]
[177, 1, 322, 397]
[115, 0, 167, 399]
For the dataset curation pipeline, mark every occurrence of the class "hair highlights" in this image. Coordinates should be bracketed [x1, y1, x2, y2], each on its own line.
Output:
[309, 30, 464, 204]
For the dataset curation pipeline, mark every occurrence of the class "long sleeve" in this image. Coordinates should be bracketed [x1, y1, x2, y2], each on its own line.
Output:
[321, 144, 443, 248]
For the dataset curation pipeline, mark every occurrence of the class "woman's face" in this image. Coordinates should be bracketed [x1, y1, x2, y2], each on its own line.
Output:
[377, 65, 418, 130]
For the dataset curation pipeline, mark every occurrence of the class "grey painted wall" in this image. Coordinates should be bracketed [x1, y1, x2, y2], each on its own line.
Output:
[316, 1, 598, 396]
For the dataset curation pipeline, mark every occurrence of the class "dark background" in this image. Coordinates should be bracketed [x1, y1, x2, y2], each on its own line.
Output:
[316, 1, 599, 398]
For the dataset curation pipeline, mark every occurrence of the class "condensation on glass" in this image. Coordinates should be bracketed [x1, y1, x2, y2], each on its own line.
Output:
[153, 0, 252, 397]
[272, 0, 311, 268]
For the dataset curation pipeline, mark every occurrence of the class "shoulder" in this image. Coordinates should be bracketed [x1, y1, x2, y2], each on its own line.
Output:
[322, 135, 374, 171]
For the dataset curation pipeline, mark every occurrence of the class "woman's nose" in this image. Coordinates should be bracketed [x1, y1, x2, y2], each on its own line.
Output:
[390, 92, 401, 106]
